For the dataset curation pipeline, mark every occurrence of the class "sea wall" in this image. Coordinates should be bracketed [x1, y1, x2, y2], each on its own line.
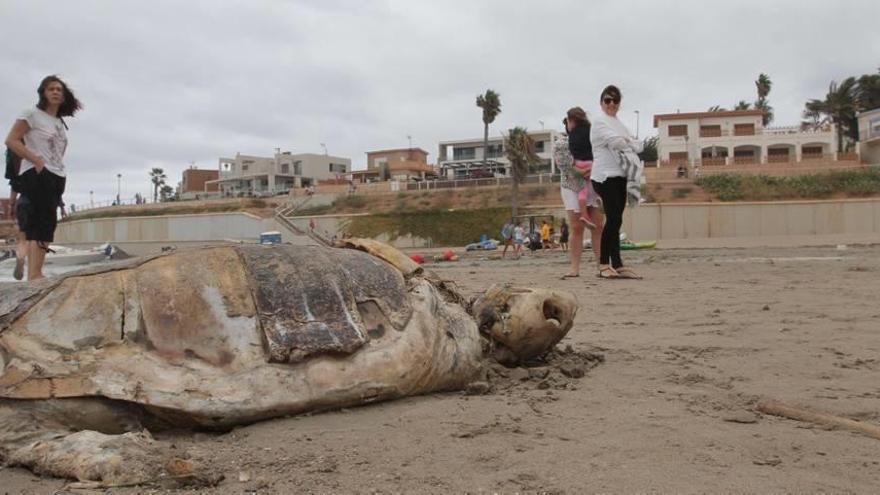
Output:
[55, 198, 880, 252]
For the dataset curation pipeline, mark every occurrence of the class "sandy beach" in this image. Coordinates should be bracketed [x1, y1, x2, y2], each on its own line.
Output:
[2, 242, 880, 493]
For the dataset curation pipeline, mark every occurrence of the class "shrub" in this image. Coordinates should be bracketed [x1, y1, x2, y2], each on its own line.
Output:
[672, 187, 692, 199]
[696, 169, 880, 201]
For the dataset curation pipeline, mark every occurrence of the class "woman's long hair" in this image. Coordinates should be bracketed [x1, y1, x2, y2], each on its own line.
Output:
[36, 75, 82, 118]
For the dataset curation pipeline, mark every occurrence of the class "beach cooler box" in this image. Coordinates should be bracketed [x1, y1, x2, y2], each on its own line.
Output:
[260, 231, 282, 245]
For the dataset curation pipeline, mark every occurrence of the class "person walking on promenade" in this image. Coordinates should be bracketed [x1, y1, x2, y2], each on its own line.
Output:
[590, 85, 642, 279]
[556, 116, 604, 279]
[4, 75, 82, 281]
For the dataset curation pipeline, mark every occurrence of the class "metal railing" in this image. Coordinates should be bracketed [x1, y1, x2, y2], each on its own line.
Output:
[403, 173, 560, 191]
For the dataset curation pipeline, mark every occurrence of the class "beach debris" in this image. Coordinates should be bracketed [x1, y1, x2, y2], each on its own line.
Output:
[723, 410, 760, 424]
[757, 400, 880, 441]
[0, 239, 577, 485]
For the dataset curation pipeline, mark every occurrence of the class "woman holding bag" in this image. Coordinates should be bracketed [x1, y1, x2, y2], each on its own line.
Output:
[4, 75, 82, 281]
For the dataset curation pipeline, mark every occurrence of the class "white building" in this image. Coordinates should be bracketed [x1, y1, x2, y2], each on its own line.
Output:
[654, 110, 837, 166]
[209, 151, 351, 196]
[857, 107, 880, 165]
[437, 130, 558, 179]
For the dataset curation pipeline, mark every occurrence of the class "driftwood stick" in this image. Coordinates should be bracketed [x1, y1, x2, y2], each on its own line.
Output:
[757, 399, 880, 441]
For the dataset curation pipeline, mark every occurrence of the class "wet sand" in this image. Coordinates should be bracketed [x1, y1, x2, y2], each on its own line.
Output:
[3, 244, 880, 493]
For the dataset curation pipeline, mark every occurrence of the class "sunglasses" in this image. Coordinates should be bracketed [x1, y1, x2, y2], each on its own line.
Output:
[603, 97, 620, 105]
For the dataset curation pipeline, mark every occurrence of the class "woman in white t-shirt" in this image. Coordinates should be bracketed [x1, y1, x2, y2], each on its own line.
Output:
[4, 75, 82, 281]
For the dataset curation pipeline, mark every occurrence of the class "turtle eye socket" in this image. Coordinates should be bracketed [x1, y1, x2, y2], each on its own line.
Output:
[543, 300, 562, 327]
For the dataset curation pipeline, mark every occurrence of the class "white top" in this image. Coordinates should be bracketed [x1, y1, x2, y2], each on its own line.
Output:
[18, 107, 68, 177]
[589, 113, 642, 183]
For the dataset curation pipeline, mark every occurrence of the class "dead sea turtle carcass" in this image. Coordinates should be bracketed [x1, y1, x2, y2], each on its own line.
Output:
[0, 239, 577, 485]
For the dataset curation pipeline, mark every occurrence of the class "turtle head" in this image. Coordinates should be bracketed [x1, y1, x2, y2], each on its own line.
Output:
[471, 285, 578, 366]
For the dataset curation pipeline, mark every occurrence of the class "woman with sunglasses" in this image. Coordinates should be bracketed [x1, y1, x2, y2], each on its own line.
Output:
[590, 85, 642, 279]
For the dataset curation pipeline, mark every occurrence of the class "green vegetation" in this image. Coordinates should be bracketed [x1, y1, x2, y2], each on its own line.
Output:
[696, 168, 880, 201]
[344, 207, 514, 247]
[672, 187, 692, 199]
[803, 68, 880, 152]
[65, 198, 270, 221]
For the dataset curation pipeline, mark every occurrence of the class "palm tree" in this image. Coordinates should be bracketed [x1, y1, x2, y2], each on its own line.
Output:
[754, 73, 774, 125]
[476, 89, 502, 169]
[734, 100, 752, 111]
[504, 127, 540, 219]
[149, 167, 167, 203]
[638, 135, 659, 162]
[803, 77, 858, 151]
[856, 69, 880, 112]
[159, 184, 174, 202]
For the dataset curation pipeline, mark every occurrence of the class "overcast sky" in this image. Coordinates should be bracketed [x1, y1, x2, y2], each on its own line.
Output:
[1, 0, 877, 207]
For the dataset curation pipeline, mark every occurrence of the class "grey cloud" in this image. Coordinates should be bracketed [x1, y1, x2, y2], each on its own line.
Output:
[1, 0, 878, 207]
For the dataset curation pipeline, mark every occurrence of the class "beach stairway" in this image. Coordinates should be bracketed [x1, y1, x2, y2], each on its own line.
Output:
[274, 199, 333, 246]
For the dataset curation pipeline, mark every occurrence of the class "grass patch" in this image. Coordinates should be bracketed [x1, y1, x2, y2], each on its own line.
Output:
[65, 199, 269, 221]
[672, 187, 692, 199]
[696, 168, 880, 201]
[345, 207, 512, 247]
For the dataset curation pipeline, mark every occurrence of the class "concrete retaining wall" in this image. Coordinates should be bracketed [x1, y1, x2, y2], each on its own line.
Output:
[623, 198, 880, 241]
[55, 212, 314, 255]
[55, 199, 880, 252]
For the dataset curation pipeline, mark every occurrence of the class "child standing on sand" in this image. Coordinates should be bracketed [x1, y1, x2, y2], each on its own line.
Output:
[566, 107, 597, 229]
[513, 222, 525, 258]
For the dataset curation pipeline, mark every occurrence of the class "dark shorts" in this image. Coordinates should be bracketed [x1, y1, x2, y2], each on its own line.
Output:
[16, 168, 66, 243]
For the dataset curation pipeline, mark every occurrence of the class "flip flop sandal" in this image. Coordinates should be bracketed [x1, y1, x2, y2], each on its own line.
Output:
[597, 266, 619, 279]
[560, 273, 580, 280]
[616, 267, 643, 279]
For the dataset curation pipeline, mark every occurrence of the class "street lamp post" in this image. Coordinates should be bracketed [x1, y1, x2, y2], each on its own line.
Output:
[634, 110, 640, 139]
[320, 143, 327, 156]
[538, 120, 545, 130]
[116, 174, 121, 205]
[89, 190, 94, 208]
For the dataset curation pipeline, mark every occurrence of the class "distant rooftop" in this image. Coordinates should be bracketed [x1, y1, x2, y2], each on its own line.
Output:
[366, 147, 430, 155]
[653, 109, 765, 127]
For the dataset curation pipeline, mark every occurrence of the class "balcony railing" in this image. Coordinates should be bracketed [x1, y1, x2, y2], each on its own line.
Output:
[660, 152, 857, 168]
[673, 126, 834, 140]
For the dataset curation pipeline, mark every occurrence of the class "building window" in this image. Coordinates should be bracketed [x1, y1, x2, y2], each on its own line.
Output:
[294, 161, 302, 175]
[329, 163, 347, 173]
[734, 124, 755, 136]
[699, 125, 721, 137]
[534, 141, 545, 153]
[242, 164, 249, 171]
[486, 144, 503, 158]
[453, 147, 476, 160]
[668, 125, 688, 137]
[281, 163, 289, 174]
